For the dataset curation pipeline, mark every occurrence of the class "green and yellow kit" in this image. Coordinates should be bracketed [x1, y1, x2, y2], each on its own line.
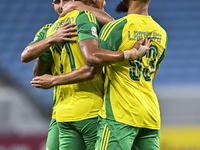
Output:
[46, 10, 104, 123]
[30, 24, 59, 150]
[98, 14, 167, 130]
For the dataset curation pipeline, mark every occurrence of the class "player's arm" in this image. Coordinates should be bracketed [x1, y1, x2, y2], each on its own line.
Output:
[33, 43, 54, 77]
[79, 38, 151, 67]
[33, 58, 54, 77]
[21, 22, 77, 63]
[30, 38, 148, 89]
[30, 12, 149, 89]
[60, 1, 114, 28]
[77, 11, 150, 67]
[31, 65, 102, 89]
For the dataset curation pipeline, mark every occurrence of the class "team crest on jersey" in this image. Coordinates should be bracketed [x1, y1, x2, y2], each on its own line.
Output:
[91, 26, 98, 38]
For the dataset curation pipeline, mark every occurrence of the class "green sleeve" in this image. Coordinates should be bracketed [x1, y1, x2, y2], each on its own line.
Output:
[76, 11, 100, 43]
[30, 24, 52, 44]
[39, 49, 53, 62]
[29, 23, 54, 62]
[99, 18, 127, 51]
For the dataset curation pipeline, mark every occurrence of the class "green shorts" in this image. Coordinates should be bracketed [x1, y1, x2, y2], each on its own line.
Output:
[95, 117, 160, 150]
[57, 117, 98, 150]
[46, 119, 59, 150]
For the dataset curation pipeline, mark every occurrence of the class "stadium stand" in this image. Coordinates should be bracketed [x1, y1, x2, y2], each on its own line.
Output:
[0, 0, 200, 149]
[0, 0, 199, 124]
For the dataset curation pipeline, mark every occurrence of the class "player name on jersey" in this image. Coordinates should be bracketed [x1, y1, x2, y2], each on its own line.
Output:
[128, 31, 162, 43]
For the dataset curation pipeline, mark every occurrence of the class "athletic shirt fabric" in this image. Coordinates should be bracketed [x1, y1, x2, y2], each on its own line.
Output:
[30, 23, 58, 119]
[98, 14, 167, 130]
[46, 10, 104, 122]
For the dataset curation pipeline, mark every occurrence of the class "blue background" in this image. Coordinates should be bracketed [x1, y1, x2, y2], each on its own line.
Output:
[0, 0, 200, 114]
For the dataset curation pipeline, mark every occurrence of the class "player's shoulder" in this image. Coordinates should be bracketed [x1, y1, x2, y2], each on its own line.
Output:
[78, 10, 92, 16]
[42, 23, 53, 29]
[105, 17, 127, 28]
[36, 23, 53, 35]
[40, 23, 53, 31]
[77, 10, 96, 21]
[101, 17, 127, 34]
[154, 23, 167, 43]
[149, 18, 167, 35]
[32, 23, 52, 43]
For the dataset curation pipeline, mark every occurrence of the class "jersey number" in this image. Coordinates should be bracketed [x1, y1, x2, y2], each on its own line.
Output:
[129, 45, 158, 81]
[63, 41, 76, 72]
[53, 42, 76, 74]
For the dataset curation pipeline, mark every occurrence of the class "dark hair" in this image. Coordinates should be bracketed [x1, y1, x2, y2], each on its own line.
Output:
[115, 0, 129, 13]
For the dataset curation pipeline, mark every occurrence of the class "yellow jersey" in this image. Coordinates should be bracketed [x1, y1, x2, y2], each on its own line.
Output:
[46, 10, 104, 122]
[98, 14, 167, 130]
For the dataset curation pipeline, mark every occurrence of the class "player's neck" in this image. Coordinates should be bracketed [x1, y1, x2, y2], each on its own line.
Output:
[127, 1, 149, 16]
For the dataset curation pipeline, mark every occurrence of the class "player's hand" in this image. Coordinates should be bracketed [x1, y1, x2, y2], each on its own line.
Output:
[143, 38, 151, 49]
[30, 74, 55, 89]
[50, 22, 77, 43]
[128, 37, 151, 60]
[59, 1, 82, 18]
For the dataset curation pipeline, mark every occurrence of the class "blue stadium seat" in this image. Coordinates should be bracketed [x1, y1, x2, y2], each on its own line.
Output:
[0, 0, 200, 109]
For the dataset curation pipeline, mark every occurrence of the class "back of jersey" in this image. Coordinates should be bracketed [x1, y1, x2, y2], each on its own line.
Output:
[98, 14, 167, 130]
